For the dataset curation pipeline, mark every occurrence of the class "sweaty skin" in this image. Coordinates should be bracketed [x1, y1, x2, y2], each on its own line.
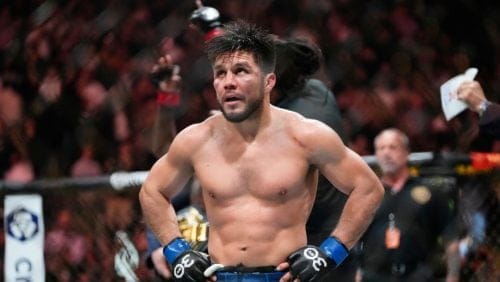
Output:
[140, 51, 383, 278]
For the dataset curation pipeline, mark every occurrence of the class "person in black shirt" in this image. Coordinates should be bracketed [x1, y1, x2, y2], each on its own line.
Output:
[272, 37, 359, 281]
[357, 128, 461, 281]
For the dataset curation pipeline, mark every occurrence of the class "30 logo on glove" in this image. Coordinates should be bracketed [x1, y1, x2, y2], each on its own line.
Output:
[171, 250, 210, 281]
[287, 237, 349, 281]
[287, 245, 332, 281]
[163, 237, 211, 282]
[303, 247, 328, 271]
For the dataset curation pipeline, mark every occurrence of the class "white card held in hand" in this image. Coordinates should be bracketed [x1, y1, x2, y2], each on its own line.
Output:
[440, 68, 478, 121]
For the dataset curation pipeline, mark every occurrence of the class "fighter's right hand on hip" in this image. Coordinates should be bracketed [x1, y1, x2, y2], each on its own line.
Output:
[163, 237, 211, 281]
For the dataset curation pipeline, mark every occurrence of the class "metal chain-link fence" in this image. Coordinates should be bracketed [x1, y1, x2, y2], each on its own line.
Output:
[1, 164, 499, 281]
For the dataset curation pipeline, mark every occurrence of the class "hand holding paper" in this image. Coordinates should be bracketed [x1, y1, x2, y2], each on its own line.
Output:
[440, 68, 478, 121]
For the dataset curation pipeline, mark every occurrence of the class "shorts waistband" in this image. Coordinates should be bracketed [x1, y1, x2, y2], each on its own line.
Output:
[216, 271, 285, 282]
[219, 265, 277, 273]
[216, 266, 285, 282]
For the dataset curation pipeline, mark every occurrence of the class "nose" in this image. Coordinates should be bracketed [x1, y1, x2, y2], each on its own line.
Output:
[222, 72, 236, 89]
[376, 148, 391, 159]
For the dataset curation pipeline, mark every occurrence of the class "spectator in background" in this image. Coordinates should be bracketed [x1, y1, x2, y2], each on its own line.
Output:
[74, 80, 126, 173]
[357, 128, 461, 282]
[0, 84, 23, 128]
[272, 37, 360, 281]
[45, 208, 90, 280]
[0, 82, 36, 182]
[70, 144, 102, 177]
[457, 81, 500, 139]
[3, 150, 35, 182]
[26, 64, 81, 177]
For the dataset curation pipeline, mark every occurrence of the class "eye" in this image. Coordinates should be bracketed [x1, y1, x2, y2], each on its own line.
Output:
[235, 67, 248, 75]
[214, 69, 226, 78]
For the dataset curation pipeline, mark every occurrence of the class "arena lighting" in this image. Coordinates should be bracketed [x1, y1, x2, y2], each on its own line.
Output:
[470, 152, 500, 170]
[0, 152, 497, 192]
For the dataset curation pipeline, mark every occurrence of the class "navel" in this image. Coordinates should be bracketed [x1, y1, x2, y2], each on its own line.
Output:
[278, 189, 287, 196]
[208, 192, 216, 199]
[239, 246, 247, 251]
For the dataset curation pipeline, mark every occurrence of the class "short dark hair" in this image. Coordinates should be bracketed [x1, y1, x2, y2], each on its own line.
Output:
[204, 20, 276, 73]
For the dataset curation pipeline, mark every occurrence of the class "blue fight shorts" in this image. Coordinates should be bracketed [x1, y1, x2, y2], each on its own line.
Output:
[216, 266, 286, 282]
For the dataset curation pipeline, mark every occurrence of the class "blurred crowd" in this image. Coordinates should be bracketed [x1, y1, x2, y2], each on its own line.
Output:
[0, 0, 499, 281]
[1, 0, 499, 182]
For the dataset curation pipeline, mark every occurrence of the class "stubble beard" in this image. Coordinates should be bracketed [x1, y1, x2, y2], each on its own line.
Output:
[220, 82, 265, 123]
[221, 97, 262, 123]
[378, 159, 400, 176]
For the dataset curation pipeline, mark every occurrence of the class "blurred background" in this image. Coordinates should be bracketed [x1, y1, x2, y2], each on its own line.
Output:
[0, 0, 498, 281]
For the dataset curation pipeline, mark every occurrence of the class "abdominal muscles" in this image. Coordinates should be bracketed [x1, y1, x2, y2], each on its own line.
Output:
[205, 191, 313, 266]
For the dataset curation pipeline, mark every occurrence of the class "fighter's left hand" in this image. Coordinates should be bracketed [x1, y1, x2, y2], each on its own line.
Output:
[276, 261, 299, 282]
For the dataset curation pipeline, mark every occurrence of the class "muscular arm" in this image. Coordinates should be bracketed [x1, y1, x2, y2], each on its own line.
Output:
[327, 149, 384, 248]
[304, 120, 384, 249]
[150, 55, 182, 158]
[139, 130, 195, 244]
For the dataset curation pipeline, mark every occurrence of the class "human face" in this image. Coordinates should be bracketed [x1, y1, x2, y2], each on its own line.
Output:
[212, 51, 275, 122]
[374, 131, 409, 176]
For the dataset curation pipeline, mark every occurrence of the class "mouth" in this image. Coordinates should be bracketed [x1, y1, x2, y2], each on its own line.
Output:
[223, 93, 243, 104]
[380, 159, 394, 166]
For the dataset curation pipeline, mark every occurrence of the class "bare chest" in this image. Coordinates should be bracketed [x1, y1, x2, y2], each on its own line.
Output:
[193, 141, 313, 200]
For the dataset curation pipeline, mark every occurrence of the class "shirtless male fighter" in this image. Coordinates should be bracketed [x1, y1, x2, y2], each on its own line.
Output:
[139, 20, 384, 282]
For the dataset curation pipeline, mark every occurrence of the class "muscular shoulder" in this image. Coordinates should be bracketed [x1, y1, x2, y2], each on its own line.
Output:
[169, 115, 219, 157]
[278, 108, 336, 139]
[276, 108, 345, 161]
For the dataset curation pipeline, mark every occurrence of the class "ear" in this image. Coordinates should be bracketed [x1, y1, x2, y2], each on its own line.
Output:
[264, 72, 276, 93]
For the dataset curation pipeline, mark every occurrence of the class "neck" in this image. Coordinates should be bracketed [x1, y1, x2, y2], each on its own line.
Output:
[381, 167, 410, 193]
[230, 100, 272, 142]
[270, 89, 283, 104]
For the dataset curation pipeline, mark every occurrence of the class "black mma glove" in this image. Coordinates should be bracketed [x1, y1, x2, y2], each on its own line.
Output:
[189, 6, 223, 41]
[189, 6, 222, 33]
[149, 63, 181, 107]
[163, 237, 211, 282]
[150, 65, 177, 89]
[287, 237, 349, 281]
